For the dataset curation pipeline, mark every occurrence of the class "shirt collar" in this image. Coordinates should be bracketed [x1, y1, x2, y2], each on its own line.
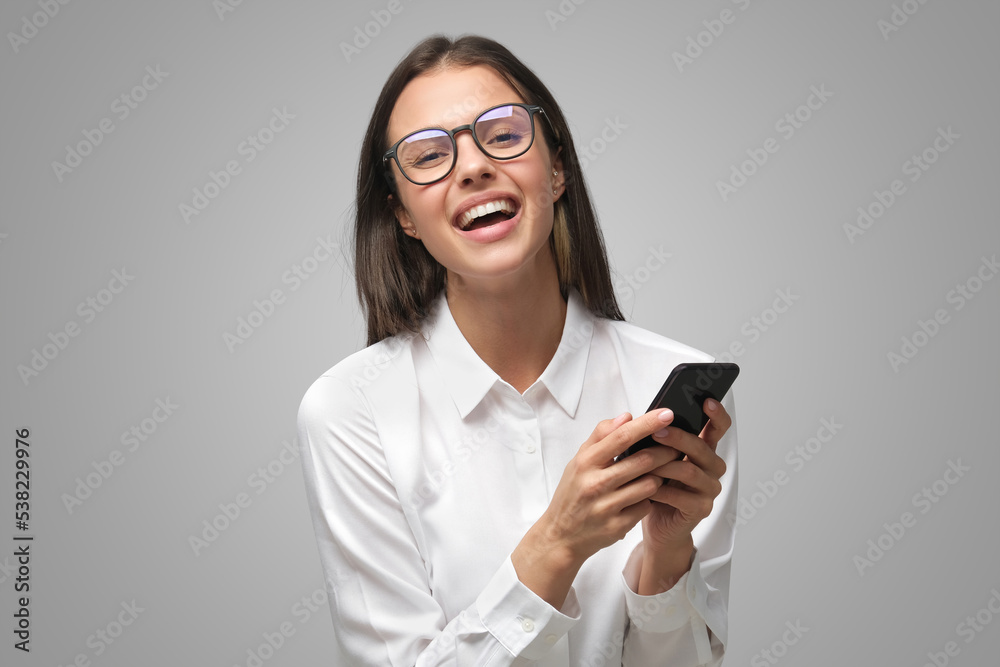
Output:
[422, 288, 595, 419]
[535, 288, 593, 417]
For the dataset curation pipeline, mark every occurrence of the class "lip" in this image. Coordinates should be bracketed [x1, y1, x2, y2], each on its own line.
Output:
[451, 190, 522, 230]
[455, 204, 521, 243]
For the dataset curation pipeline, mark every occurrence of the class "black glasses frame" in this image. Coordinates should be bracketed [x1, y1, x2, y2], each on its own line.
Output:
[383, 103, 547, 187]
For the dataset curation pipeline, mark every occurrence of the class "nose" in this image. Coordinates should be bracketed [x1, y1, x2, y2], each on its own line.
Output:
[451, 129, 495, 185]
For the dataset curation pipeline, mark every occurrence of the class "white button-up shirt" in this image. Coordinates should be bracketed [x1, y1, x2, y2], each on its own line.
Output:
[297, 288, 738, 666]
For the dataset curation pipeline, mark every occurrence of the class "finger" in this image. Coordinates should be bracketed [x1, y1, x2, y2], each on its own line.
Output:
[584, 411, 632, 450]
[699, 398, 732, 450]
[650, 460, 723, 498]
[590, 408, 674, 463]
[647, 430, 686, 462]
[601, 472, 664, 513]
[599, 411, 633, 440]
[652, 428, 727, 479]
[648, 483, 716, 521]
[642, 444, 680, 464]
[614, 498, 655, 536]
[605, 443, 683, 489]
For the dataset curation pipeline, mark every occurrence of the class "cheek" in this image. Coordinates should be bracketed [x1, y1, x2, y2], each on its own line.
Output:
[398, 187, 448, 228]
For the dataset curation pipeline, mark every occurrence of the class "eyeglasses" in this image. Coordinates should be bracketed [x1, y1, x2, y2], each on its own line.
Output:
[383, 103, 546, 186]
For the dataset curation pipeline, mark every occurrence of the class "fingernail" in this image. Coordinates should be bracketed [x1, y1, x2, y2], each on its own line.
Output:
[706, 399, 718, 411]
[614, 412, 630, 425]
[658, 409, 674, 423]
[654, 427, 670, 438]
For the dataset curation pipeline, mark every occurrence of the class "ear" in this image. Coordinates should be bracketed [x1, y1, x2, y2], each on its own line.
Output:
[551, 146, 566, 199]
[389, 194, 420, 239]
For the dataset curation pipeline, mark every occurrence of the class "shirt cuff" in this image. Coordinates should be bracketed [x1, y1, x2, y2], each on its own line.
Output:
[620, 542, 709, 633]
[477, 554, 581, 660]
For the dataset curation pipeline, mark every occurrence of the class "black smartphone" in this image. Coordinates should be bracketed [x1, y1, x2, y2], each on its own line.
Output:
[616, 362, 740, 461]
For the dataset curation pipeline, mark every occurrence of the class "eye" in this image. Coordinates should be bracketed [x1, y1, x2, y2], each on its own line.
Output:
[408, 148, 450, 168]
[484, 127, 525, 147]
[397, 129, 452, 169]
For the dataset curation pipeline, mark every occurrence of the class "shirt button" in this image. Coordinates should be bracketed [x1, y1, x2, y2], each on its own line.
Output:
[665, 605, 676, 616]
[521, 618, 535, 632]
[525, 443, 536, 454]
[545, 634, 558, 644]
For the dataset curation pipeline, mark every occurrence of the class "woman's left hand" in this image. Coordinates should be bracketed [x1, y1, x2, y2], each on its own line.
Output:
[641, 398, 731, 555]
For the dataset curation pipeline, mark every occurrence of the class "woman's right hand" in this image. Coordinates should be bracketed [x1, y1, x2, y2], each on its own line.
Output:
[511, 408, 680, 608]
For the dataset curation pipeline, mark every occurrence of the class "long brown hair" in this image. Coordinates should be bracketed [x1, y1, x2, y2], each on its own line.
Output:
[354, 34, 623, 346]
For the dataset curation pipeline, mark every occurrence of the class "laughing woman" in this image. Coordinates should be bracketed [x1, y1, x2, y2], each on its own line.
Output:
[297, 35, 738, 666]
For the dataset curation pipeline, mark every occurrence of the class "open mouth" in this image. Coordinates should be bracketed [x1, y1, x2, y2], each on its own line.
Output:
[456, 199, 518, 231]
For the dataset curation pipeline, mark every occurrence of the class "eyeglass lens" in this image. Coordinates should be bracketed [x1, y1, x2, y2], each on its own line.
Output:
[395, 105, 535, 184]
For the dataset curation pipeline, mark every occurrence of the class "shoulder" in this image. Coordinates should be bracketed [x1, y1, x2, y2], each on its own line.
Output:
[296, 332, 420, 432]
[597, 317, 714, 364]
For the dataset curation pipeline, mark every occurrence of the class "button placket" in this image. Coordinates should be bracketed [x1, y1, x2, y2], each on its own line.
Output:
[507, 394, 547, 524]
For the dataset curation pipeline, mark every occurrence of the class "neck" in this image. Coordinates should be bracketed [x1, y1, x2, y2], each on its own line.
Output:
[446, 253, 567, 394]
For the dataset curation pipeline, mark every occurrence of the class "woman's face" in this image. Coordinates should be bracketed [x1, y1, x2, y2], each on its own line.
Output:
[387, 65, 564, 290]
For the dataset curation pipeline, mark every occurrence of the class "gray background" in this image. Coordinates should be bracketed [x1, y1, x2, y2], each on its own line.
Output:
[2, 0, 998, 665]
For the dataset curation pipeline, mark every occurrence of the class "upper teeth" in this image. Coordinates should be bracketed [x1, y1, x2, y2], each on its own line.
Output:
[458, 199, 516, 229]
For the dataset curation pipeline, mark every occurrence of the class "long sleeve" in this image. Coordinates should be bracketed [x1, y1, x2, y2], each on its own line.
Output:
[297, 374, 581, 665]
[619, 390, 738, 667]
